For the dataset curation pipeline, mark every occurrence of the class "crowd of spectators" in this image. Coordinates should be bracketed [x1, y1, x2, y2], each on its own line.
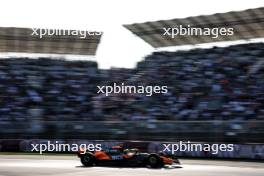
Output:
[0, 43, 264, 126]
[0, 58, 100, 123]
[101, 43, 264, 122]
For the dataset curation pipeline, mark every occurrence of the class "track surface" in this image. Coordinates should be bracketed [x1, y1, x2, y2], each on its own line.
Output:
[0, 155, 263, 176]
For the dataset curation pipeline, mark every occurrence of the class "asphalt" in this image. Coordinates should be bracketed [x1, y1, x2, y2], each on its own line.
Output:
[0, 155, 263, 176]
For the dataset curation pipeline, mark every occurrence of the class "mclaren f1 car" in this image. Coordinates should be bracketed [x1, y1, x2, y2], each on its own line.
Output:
[78, 145, 180, 168]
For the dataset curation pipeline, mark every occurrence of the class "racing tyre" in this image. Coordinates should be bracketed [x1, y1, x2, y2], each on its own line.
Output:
[80, 153, 95, 167]
[147, 154, 163, 168]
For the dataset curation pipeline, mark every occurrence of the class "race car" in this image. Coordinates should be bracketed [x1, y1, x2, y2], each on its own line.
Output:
[78, 145, 180, 168]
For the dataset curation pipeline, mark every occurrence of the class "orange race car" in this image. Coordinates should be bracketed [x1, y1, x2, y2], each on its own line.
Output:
[78, 145, 180, 168]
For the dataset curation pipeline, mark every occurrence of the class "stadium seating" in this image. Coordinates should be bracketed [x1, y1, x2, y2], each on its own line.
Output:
[0, 43, 263, 141]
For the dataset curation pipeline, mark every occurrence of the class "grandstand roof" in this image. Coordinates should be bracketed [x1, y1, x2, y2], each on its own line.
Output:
[0, 27, 102, 55]
[124, 7, 264, 48]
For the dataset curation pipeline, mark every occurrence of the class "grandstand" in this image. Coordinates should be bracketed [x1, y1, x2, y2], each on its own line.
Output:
[0, 42, 263, 142]
[0, 27, 101, 55]
[0, 8, 264, 144]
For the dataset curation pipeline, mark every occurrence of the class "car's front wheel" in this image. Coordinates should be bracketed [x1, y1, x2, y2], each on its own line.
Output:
[80, 153, 95, 167]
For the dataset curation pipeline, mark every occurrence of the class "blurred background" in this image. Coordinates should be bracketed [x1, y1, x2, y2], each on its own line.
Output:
[0, 42, 263, 143]
[0, 5, 263, 160]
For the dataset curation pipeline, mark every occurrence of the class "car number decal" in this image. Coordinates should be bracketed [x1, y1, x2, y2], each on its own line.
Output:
[111, 155, 123, 160]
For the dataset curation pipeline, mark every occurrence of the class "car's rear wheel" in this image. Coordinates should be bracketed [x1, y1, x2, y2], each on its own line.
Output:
[147, 154, 163, 168]
[80, 153, 95, 167]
